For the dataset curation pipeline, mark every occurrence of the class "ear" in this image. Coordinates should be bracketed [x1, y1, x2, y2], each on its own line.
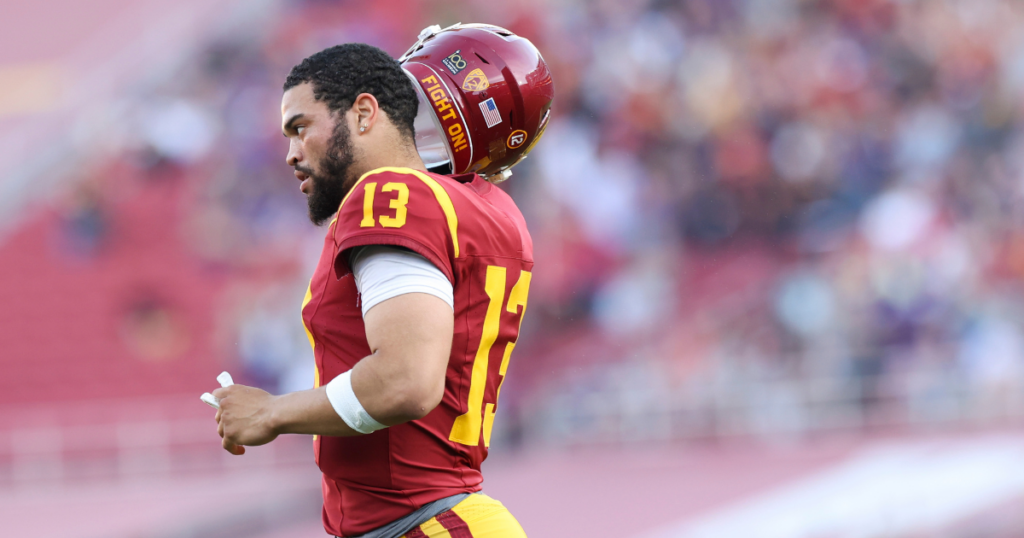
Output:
[351, 93, 380, 135]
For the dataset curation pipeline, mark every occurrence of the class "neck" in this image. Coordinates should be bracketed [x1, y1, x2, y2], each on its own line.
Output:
[389, 145, 427, 172]
[360, 145, 427, 177]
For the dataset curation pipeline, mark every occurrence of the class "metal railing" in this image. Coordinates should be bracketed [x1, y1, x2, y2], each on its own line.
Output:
[520, 371, 1024, 445]
[0, 395, 313, 485]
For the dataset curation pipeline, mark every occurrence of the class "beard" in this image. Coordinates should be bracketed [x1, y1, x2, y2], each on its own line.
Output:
[298, 121, 358, 226]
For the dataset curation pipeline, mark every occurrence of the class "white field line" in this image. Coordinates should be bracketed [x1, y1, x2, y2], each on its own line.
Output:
[642, 436, 1024, 538]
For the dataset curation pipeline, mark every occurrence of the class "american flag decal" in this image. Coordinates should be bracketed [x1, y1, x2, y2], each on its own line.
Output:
[479, 98, 502, 128]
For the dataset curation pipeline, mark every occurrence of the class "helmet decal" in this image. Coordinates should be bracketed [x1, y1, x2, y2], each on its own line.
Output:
[507, 130, 528, 149]
[419, 73, 468, 152]
[405, 61, 475, 172]
[479, 98, 503, 129]
[442, 50, 468, 75]
[462, 69, 489, 92]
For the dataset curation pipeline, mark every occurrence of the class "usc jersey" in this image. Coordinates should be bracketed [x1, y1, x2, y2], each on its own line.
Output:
[300, 167, 534, 537]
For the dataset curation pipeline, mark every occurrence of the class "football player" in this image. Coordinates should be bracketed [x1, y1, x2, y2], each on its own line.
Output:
[212, 24, 553, 538]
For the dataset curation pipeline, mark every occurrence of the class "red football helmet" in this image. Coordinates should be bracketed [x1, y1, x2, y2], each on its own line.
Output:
[399, 23, 554, 182]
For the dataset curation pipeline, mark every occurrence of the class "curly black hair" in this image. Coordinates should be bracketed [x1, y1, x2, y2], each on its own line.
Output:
[284, 43, 417, 141]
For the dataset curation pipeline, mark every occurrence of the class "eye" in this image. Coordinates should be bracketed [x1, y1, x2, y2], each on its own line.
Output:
[296, 125, 306, 136]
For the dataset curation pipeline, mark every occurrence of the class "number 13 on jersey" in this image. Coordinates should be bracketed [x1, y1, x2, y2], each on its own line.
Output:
[450, 265, 531, 447]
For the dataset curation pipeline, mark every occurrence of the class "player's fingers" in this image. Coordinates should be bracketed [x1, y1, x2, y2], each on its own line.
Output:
[222, 437, 245, 455]
[215, 408, 222, 423]
[218, 422, 224, 438]
[212, 386, 231, 399]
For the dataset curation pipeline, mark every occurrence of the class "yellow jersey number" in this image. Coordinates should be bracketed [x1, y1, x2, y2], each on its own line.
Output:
[360, 182, 410, 228]
[450, 265, 531, 447]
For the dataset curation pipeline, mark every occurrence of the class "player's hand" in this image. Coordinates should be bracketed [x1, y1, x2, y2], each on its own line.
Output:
[213, 384, 280, 455]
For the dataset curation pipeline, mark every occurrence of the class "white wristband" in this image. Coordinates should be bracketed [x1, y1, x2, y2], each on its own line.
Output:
[325, 370, 387, 434]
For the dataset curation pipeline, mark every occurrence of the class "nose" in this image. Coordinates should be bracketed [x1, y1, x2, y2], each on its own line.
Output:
[286, 138, 302, 167]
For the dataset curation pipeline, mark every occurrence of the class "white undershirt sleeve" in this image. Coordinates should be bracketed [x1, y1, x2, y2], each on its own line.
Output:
[349, 245, 455, 317]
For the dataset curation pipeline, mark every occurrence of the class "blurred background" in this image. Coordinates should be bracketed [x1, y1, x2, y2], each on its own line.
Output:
[2, 0, 1024, 536]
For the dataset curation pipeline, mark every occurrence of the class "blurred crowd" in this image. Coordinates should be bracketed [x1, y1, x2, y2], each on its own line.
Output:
[521, 0, 1024, 443]
[23, 0, 1024, 444]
